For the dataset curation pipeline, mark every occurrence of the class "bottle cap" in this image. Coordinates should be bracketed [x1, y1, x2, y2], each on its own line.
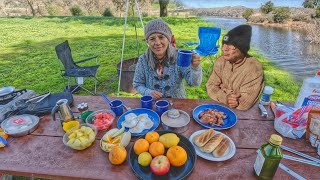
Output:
[269, 134, 282, 146]
[263, 86, 274, 95]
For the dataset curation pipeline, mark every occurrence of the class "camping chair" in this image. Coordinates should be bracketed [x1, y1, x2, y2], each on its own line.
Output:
[184, 27, 221, 74]
[55, 40, 100, 95]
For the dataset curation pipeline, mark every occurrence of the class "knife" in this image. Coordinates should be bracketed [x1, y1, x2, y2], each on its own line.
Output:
[279, 163, 306, 180]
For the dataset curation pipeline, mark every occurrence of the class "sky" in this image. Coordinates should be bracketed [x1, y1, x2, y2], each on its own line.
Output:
[180, 0, 305, 8]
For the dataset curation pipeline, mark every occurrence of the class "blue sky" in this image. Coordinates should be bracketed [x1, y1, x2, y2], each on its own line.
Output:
[180, 0, 304, 8]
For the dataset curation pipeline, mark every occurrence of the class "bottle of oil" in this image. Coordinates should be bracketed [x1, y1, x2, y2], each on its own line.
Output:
[254, 134, 283, 180]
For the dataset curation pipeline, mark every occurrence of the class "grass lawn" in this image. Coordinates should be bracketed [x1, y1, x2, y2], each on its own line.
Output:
[0, 16, 301, 101]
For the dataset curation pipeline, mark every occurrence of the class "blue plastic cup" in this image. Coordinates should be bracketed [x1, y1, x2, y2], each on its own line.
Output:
[155, 100, 169, 116]
[110, 100, 123, 116]
[141, 95, 153, 109]
[177, 50, 193, 67]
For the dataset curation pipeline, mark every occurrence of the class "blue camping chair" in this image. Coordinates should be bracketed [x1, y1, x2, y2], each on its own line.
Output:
[184, 27, 221, 73]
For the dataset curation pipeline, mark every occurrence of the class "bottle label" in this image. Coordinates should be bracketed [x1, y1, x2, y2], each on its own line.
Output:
[254, 149, 265, 176]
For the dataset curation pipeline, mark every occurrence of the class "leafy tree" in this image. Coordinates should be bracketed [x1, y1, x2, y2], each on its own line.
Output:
[303, 0, 319, 8]
[261, 1, 274, 14]
[70, 5, 84, 16]
[159, 0, 169, 17]
[242, 8, 254, 21]
[273, 7, 290, 23]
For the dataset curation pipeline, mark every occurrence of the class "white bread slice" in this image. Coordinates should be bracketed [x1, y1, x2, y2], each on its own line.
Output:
[200, 133, 224, 153]
[212, 138, 229, 157]
[193, 129, 215, 147]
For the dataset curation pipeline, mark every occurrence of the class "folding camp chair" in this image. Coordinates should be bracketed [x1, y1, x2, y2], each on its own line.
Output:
[55, 40, 100, 95]
[184, 27, 221, 74]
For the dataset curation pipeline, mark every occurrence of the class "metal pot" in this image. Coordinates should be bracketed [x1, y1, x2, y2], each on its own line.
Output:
[161, 109, 190, 133]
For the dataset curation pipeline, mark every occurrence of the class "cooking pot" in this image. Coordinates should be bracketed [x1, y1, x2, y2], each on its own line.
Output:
[0, 86, 15, 97]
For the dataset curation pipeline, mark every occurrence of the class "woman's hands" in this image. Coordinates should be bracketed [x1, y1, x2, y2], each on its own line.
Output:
[151, 90, 163, 99]
[191, 51, 201, 68]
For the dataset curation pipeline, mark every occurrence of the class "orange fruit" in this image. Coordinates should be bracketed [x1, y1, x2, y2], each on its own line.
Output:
[145, 131, 160, 144]
[133, 138, 149, 155]
[166, 145, 188, 167]
[109, 146, 127, 165]
[149, 141, 165, 157]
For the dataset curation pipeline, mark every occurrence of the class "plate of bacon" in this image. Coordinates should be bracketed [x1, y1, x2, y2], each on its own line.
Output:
[192, 104, 237, 130]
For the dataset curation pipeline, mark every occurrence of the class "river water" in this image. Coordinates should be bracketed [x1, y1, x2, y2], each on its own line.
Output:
[205, 17, 320, 81]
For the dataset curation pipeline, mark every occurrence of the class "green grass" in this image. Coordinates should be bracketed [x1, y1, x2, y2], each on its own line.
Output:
[0, 16, 300, 101]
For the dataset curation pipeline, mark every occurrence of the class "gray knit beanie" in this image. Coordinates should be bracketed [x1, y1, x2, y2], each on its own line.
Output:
[144, 19, 172, 41]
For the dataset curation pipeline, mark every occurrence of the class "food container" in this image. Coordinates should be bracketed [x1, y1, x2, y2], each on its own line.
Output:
[161, 109, 190, 133]
[0, 114, 39, 137]
[63, 123, 97, 150]
[85, 109, 115, 131]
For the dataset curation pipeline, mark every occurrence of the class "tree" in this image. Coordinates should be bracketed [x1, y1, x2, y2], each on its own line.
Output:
[242, 8, 253, 21]
[261, 1, 274, 14]
[26, 0, 36, 16]
[303, 0, 319, 8]
[273, 7, 290, 23]
[159, 0, 169, 17]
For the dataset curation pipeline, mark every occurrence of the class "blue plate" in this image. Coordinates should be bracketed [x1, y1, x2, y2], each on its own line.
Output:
[192, 104, 237, 130]
[117, 108, 160, 136]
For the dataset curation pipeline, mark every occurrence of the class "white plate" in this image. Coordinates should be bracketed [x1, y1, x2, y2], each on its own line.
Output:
[189, 129, 236, 161]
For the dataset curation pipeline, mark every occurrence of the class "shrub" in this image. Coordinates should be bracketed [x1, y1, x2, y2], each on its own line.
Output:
[261, 1, 274, 14]
[316, 7, 320, 18]
[70, 5, 84, 16]
[103, 8, 113, 17]
[242, 8, 254, 21]
[47, 5, 59, 16]
[142, 12, 148, 17]
[273, 7, 290, 23]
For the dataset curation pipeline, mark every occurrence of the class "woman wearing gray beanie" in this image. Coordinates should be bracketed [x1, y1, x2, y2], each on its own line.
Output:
[133, 19, 202, 99]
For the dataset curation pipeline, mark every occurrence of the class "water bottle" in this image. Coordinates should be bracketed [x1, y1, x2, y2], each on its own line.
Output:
[254, 134, 283, 180]
[294, 71, 320, 108]
[260, 86, 274, 105]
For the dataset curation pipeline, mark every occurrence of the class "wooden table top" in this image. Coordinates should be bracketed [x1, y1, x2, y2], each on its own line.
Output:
[0, 96, 319, 180]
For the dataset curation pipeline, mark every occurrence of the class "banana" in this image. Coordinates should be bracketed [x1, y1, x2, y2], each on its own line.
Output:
[100, 127, 131, 152]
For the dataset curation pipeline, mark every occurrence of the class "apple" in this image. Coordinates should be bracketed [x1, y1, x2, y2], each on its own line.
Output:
[150, 155, 170, 176]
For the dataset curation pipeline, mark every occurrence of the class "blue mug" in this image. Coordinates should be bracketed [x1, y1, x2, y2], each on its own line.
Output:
[177, 50, 193, 67]
[110, 99, 123, 116]
[141, 95, 153, 109]
[155, 100, 169, 116]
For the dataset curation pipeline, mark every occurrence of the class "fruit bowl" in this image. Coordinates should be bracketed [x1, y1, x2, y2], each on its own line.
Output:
[85, 109, 115, 131]
[63, 123, 97, 150]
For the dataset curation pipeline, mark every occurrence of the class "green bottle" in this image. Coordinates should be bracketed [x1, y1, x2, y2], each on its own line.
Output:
[254, 134, 283, 180]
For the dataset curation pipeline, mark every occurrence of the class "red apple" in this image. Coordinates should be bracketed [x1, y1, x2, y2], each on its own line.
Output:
[150, 155, 170, 175]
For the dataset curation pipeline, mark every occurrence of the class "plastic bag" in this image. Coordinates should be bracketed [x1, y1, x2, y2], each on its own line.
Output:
[274, 105, 311, 139]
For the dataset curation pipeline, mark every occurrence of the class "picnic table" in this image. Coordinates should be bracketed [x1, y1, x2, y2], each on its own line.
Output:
[0, 96, 319, 179]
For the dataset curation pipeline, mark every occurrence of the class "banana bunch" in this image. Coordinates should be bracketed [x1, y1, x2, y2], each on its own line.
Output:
[66, 126, 95, 150]
[100, 127, 131, 152]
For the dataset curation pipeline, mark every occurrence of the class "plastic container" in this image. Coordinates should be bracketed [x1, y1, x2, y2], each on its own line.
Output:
[254, 134, 283, 180]
[260, 86, 274, 105]
[63, 123, 97, 150]
[294, 71, 320, 108]
[85, 109, 115, 131]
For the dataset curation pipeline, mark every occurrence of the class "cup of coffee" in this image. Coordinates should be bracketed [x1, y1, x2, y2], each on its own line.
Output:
[177, 50, 193, 67]
[110, 99, 123, 116]
[141, 95, 153, 109]
[155, 100, 169, 116]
